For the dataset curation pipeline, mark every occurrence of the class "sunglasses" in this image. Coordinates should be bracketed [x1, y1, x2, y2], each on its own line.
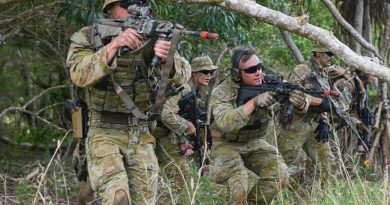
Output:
[241, 63, 263, 74]
[322, 52, 334, 57]
[198, 70, 215, 75]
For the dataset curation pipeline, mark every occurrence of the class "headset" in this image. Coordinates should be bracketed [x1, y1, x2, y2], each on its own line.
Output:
[231, 49, 266, 83]
[231, 49, 248, 83]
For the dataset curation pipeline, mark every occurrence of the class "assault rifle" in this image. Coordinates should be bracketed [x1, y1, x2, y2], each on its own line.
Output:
[178, 91, 212, 169]
[309, 73, 370, 152]
[91, 4, 218, 65]
[236, 75, 339, 121]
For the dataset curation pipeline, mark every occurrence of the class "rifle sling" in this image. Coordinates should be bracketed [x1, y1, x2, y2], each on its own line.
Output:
[110, 73, 148, 120]
[151, 29, 181, 112]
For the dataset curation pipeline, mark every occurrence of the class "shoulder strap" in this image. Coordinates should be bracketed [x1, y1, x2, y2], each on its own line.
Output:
[151, 29, 181, 113]
[110, 73, 148, 120]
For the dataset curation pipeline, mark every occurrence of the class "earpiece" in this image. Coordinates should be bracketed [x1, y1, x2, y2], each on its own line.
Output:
[231, 49, 247, 83]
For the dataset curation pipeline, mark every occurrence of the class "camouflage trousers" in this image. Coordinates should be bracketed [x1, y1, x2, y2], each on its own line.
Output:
[209, 138, 289, 205]
[86, 112, 159, 205]
[278, 120, 336, 179]
[154, 131, 196, 204]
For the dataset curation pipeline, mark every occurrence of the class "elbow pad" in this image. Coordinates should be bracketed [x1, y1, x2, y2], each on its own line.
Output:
[318, 98, 331, 112]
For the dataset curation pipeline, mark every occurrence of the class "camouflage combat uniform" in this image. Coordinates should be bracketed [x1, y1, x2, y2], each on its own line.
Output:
[155, 56, 215, 203]
[66, 26, 188, 205]
[156, 80, 206, 198]
[209, 75, 289, 205]
[328, 69, 366, 161]
[278, 57, 342, 178]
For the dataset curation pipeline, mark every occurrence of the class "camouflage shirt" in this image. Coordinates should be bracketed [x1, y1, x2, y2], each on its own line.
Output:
[286, 57, 354, 123]
[161, 78, 209, 144]
[66, 26, 191, 114]
[211, 75, 271, 141]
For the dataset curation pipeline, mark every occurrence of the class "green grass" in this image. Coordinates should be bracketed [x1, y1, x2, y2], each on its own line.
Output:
[1, 138, 390, 205]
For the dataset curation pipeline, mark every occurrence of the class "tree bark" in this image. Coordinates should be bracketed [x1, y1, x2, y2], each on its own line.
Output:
[173, 0, 390, 81]
[379, 2, 390, 63]
[279, 29, 305, 64]
[363, 0, 373, 57]
[353, 0, 364, 54]
[320, 0, 380, 58]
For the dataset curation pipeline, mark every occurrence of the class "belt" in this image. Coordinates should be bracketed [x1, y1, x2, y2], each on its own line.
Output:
[100, 111, 139, 126]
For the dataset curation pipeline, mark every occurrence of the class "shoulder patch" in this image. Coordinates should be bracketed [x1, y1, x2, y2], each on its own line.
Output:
[214, 89, 226, 100]
[70, 26, 92, 47]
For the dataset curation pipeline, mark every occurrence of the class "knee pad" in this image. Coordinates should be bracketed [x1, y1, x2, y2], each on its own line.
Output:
[114, 189, 131, 205]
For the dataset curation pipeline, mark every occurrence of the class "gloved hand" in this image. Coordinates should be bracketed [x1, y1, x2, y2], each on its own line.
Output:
[180, 143, 194, 156]
[253, 91, 277, 109]
[289, 89, 307, 109]
[325, 65, 346, 79]
[314, 119, 332, 143]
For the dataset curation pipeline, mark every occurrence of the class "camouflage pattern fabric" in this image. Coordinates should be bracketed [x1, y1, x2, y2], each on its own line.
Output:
[67, 25, 190, 204]
[209, 76, 289, 205]
[87, 111, 158, 205]
[155, 78, 208, 203]
[327, 69, 361, 163]
[278, 57, 339, 179]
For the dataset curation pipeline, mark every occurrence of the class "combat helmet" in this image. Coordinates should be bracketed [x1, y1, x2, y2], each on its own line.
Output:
[191, 56, 217, 73]
[103, 0, 149, 13]
[103, 0, 123, 13]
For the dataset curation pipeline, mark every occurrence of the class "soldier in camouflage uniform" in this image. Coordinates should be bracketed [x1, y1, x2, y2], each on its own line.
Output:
[66, 0, 189, 204]
[156, 56, 216, 202]
[277, 43, 350, 180]
[209, 47, 305, 205]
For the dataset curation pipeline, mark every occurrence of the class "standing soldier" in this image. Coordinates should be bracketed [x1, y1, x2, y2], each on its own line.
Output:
[209, 47, 297, 205]
[156, 56, 216, 203]
[66, 0, 190, 204]
[277, 43, 346, 180]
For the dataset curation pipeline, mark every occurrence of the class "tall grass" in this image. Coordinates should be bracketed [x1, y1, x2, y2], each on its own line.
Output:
[1, 130, 390, 204]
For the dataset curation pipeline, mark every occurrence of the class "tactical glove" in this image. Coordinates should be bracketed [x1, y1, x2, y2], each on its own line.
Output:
[289, 89, 307, 109]
[325, 65, 346, 79]
[253, 91, 276, 109]
[314, 119, 332, 143]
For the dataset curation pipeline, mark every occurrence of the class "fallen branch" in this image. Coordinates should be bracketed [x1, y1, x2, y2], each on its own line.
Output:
[171, 0, 390, 82]
[0, 135, 70, 151]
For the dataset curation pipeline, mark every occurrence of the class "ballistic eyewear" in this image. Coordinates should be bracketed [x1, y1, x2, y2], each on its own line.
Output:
[322, 52, 334, 57]
[198, 70, 215, 75]
[241, 63, 263, 74]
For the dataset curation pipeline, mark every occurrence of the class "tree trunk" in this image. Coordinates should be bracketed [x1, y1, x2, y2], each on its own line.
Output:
[353, 0, 364, 54]
[279, 29, 305, 64]
[379, 2, 390, 63]
[363, 0, 373, 57]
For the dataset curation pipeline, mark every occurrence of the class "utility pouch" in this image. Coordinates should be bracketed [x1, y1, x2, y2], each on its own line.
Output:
[65, 99, 89, 182]
[65, 99, 88, 139]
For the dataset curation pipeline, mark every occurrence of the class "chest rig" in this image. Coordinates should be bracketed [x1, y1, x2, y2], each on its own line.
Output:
[87, 51, 157, 115]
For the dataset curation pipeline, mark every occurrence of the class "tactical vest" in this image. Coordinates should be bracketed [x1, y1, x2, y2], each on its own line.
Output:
[86, 51, 154, 114]
[224, 80, 271, 141]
